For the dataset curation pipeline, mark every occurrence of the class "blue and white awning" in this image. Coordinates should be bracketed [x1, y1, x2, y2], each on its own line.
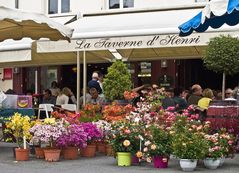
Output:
[179, 0, 239, 36]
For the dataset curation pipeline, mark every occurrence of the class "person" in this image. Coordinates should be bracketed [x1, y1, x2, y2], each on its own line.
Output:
[97, 71, 104, 93]
[89, 88, 105, 105]
[88, 72, 102, 94]
[187, 84, 202, 105]
[42, 89, 56, 105]
[162, 88, 176, 109]
[79, 88, 92, 107]
[50, 81, 60, 97]
[173, 87, 187, 112]
[198, 88, 214, 110]
[56, 87, 70, 106]
[225, 88, 234, 99]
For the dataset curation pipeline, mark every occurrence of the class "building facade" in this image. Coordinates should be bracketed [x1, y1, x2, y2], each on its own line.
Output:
[0, 0, 238, 94]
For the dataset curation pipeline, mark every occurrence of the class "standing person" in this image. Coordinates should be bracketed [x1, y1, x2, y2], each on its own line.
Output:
[187, 84, 202, 105]
[97, 71, 104, 94]
[88, 72, 102, 94]
[50, 81, 60, 97]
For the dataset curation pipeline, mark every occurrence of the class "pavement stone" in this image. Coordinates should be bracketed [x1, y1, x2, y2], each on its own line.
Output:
[0, 142, 238, 173]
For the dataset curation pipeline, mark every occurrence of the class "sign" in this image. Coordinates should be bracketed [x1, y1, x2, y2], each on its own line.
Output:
[37, 31, 239, 53]
[3, 68, 12, 80]
[158, 75, 173, 88]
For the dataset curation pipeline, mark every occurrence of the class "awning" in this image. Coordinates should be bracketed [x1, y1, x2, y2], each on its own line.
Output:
[178, 0, 239, 36]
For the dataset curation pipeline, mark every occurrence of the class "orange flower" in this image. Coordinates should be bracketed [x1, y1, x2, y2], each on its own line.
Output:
[136, 151, 143, 158]
[151, 144, 157, 150]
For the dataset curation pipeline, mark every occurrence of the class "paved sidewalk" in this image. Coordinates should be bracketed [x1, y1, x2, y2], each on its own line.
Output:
[0, 142, 238, 173]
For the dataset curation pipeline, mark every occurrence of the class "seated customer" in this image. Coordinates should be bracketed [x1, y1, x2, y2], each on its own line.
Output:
[42, 89, 56, 105]
[89, 88, 105, 105]
[198, 88, 214, 110]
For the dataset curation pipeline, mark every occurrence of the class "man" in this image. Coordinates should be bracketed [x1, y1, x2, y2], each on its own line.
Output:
[225, 88, 234, 99]
[89, 88, 105, 105]
[187, 84, 202, 105]
[88, 72, 102, 94]
[42, 89, 56, 105]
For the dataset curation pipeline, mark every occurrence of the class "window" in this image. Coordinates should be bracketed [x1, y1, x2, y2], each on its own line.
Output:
[109, 0, 134, 9]
[49, 0, 58, 14]
[15, 0, 19, 9]
[48, 0, 70, 14]
[61, 0, 70, 13]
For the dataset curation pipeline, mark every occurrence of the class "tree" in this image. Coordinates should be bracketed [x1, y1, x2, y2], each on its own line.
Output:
[103, 60, 132, 101]
[203, 35, 239, 99]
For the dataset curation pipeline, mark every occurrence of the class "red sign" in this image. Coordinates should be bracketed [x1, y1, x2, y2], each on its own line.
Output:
[3, 68, 13, 80]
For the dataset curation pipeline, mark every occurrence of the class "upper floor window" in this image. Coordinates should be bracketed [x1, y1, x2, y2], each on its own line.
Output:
[15, 0, 19, 9]
[48, 0, 70, 14]
[109, 0, 134, 9]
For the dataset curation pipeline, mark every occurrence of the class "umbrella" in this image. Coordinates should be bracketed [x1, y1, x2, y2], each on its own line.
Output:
[178, 0, 239, 36]
[0, 6, 73, 41]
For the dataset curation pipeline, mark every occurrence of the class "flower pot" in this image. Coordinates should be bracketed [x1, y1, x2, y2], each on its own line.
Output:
[43, 148, 61, 162]
[97, 142, 106, 154]
[63, 147, 78, 160]
[117, 152, 131, 166]
[15, 148, 29, 161]
[203, 158, 220, 169]
[131, 155, 139, 165]
[153, 156, 169, 168]
[80, 144, 96, 157]
[219, 156, 226, 167]
[35, 147, 44, 159]
[179, 159, 197, 172]
[105, 144, 114, 156]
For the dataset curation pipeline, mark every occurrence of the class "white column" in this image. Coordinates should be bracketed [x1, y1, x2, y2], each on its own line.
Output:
[83, 51, 87, 106]
[76, 51, 80, 111]
[35, 70, 38, 94]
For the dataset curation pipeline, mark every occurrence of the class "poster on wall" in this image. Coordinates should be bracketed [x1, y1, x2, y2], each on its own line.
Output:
[3, 68, 13, 80]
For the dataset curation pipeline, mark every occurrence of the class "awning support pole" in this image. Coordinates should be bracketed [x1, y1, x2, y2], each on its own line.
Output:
[76, 51, 80, 112]
[83, 51, 87, 106]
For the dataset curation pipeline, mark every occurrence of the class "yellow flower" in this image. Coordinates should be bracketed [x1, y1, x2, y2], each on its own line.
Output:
[151, 144, 157, 150]
[44, 118, 56, 124]
[136, 151, 143, 158]
[123, 140, 131, 147]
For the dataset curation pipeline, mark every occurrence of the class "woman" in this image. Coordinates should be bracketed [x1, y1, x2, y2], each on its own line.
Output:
[198, 88, 214, 110]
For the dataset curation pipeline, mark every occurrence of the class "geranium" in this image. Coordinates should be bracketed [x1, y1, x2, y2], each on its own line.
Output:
[51, 111, 80, 124]
[56, 124, 87, 149]
[29, 118, 66, 147]
[79, 103, 101, 122]
[79, 122, 103, 145]
[124, 90, 139, 100]
[102, 102, 130, 121]
[4, 113, 33, 148]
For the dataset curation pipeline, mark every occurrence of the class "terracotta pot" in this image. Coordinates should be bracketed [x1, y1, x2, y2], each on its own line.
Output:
[63, 147, 78, 160]
[35, 147, 44, 159]
[43, 148, 61, 162]
[15, 148, 29, 161]
[105, 144, 114, 156]
[97, 142, 106, 154]
[80, 144, 96, 157]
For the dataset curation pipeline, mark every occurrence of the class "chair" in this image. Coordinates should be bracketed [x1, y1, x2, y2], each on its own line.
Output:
[37, 104, 54, 119]
[61, 104, 76, 112]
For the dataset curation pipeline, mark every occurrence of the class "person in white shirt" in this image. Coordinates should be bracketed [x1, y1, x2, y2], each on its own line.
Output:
[56, 87, 71, 105]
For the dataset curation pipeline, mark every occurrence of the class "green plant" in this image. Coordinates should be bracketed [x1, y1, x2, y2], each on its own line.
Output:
[103, 60, 132, 101]
[143, 125, 172, 158]
[203, 35, 239, 99]
[171, 116, 209, 159]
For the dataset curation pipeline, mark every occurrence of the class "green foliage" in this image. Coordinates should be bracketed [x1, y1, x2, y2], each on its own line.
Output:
[203, 35, 239, 75]
[103, 60, 132, 100]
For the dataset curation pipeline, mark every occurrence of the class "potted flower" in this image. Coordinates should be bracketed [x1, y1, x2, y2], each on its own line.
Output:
[51, 111, 80, 124]
[93, 120, 112, 154]
[29, 118, 66, 162]
[171, 116, 209, 171]
[79, 122, 103, 157]
[109, 121, 142, 166]
[5, 113, 32, 161]
[56, 124, 87, 160]
[103, 60, 132, 103]
[143, 125, 172, 168]
[79, 103, 102, 122]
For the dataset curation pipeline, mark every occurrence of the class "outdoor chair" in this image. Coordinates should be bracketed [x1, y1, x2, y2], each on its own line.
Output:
[37, 104, 54, 119]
